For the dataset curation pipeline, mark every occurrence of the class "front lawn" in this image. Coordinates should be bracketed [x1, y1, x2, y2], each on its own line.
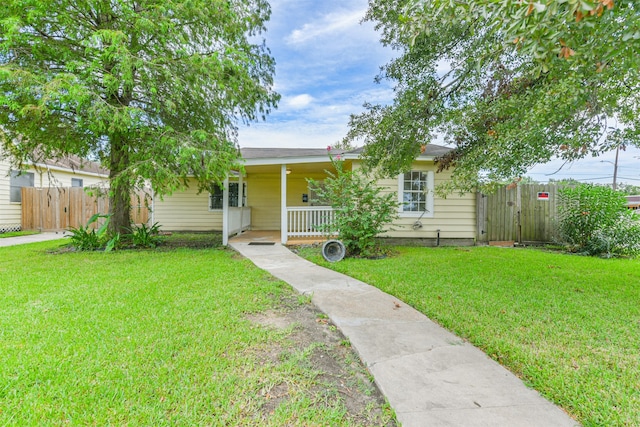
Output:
[0, 230, 39, 238]
[299, 246, 640, 426]
[0, 241, 393, 426]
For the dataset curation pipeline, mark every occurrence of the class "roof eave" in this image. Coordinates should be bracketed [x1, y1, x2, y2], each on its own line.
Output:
[239, 152, 442, 166]
[32, 162, 109, 178]
[242, 155, 337, 166]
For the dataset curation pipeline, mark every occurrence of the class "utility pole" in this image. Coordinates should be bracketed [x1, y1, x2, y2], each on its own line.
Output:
[613, 145, 619, 191]
[602, 145, 622, 190]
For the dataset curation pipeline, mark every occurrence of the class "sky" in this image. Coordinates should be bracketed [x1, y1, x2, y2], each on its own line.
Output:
[237, 0, 640, 187]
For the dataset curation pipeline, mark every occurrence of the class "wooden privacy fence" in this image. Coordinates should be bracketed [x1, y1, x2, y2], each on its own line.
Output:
[477, 184, 565, 244]
[22, 187, 150, 231]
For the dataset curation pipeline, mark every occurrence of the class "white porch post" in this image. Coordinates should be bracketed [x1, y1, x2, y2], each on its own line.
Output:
[237, 173, 243, 208]
[238, 172, 244, 235]
[222, 175, 229, 246]
[281, 164, 287, 244]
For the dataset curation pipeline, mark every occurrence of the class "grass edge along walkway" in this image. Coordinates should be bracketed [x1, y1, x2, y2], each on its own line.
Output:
[298, 245, 640, 427]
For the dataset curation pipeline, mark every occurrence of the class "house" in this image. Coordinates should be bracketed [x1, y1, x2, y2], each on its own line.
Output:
[152, 145, 477, 246]
[0, 152, 109, 232]
[627, 195, 640, 211]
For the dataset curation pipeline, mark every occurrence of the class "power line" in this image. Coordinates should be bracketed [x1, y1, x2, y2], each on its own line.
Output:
[529, 176, 640, 183]
[528, 172, 613, 176]
[528, 175, 614, 180]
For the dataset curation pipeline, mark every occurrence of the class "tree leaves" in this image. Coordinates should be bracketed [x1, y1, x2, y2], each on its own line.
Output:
[0, 0, 280, 232]
[344, 0, 640, 193]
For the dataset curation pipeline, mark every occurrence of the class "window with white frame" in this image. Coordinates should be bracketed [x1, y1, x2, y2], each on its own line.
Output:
[209, 182, 246, 210]
[9, 170, 34, 203]
[71, 178, 83, 188]
[398, 170, 434, 217]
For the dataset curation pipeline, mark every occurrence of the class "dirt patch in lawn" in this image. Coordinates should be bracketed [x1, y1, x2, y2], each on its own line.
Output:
[157, 232, 222, 249]
[247, 295, 397, 426]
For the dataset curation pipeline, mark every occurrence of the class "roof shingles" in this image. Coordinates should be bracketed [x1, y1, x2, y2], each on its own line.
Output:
[240, 144, 452, 160]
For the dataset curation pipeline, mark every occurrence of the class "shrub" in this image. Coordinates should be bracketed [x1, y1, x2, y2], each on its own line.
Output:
[585, 215, 640, 258]
[68, 214, 119, 252]
[557, 184, 640, 257]
[128, 222, 163, 248]
[307, 156, 398, 257]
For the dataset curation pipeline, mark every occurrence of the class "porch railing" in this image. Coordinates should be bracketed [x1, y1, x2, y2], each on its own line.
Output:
[287, 206, 335, 237]
[229, 207, 251, 235]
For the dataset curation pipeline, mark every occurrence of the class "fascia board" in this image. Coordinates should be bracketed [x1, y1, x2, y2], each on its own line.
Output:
[32, 163, 108, 178]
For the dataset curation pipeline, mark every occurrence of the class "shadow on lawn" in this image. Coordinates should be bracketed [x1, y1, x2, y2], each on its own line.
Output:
[157, 232, 223, 250]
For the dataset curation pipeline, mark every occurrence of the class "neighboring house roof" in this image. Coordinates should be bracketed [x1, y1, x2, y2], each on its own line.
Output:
[1, 147, 108, 177]
[38, 155, 109, 177]
[626, 195, 640, 205]
[239, 144, 453, 165]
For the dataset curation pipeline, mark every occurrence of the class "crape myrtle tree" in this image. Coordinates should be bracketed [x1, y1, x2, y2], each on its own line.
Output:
[344, 0, 640, 193]
[0, 0, 279, 233]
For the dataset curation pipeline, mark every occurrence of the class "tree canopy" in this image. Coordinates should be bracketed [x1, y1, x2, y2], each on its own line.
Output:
[344, 0, 640, 192]
[0, 0, 279, 232]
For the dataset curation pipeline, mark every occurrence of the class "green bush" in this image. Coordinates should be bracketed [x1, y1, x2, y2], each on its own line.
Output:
[128, 222, 163, 248]
[558, 184, 640, 257]
[68, 214, 119, 252]
[69, 216, 164, 251]
[585, 215, 640, 258]
[307, 155, 398, 257]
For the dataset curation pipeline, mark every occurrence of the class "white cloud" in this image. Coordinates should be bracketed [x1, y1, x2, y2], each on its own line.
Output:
[239, 122, 348, 148]
[286, 9, 366, 46]
[285, 94, 314, 109]
[237, 1, 397, 151]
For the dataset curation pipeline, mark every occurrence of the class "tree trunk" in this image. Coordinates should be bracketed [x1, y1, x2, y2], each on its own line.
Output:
[109, 133, 132, 235]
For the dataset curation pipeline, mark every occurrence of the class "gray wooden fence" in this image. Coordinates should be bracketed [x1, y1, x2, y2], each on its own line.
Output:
[477, 184, 565, 244]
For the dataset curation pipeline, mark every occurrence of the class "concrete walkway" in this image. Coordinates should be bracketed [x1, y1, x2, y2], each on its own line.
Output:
[230, 241, 579, 427]
[0, 232, 67, 247]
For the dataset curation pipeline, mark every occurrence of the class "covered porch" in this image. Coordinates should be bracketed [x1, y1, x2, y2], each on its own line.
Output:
[222, 149, 350, 246]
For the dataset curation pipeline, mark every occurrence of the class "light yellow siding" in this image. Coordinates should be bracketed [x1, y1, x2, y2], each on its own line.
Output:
[148, 160, 475, 239]
[286, 172, 327, 207]
[0, 158, 18, 230]
[245, 172, 330, 230]
[33, 167, 106, 188]
[245, 175, 279, 230]
[153, 180, 222, 231]
[354, 160, 476, 239]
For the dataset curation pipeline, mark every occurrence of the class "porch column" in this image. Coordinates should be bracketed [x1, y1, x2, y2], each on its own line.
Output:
[237, 173, 243, 207]
[222, 175, 229, 246]
[281, 164, 287, 244]
[238, 172, 244, 235]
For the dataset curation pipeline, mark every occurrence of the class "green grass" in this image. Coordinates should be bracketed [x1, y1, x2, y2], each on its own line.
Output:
[0, 230, 39, 238]
[299, 246, 640, 426]
[0, 241, 391, 426]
